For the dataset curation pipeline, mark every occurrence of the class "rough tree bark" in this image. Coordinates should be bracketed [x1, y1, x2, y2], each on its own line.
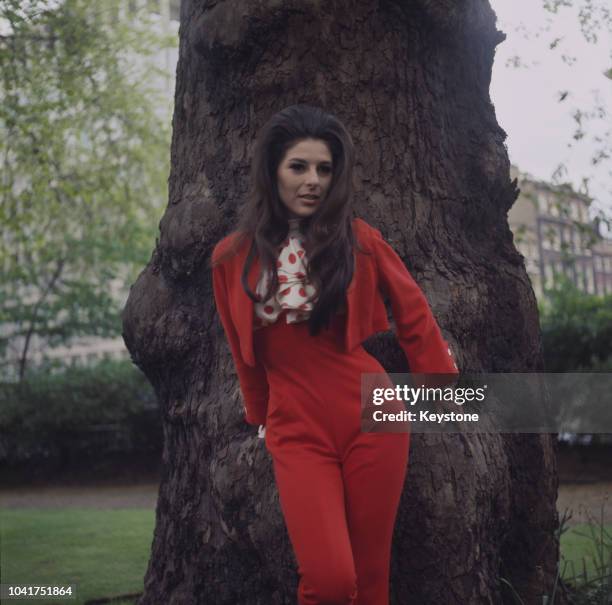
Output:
[121, 1, 564, 603]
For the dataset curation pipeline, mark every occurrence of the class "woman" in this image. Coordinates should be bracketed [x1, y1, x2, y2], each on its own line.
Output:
[211, 104, 458, 605]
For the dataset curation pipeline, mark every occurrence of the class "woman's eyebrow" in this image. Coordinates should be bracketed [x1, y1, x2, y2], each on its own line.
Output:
[288, 157, 332, 165]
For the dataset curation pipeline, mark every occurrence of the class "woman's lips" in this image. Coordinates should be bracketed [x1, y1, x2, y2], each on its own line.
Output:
[299, 196, 319, 206]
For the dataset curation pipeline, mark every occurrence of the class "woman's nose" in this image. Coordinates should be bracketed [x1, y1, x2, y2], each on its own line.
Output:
[305, 168, 320, 184]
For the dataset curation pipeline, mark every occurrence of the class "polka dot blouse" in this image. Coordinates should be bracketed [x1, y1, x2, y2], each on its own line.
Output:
[254, 218, 317, 328]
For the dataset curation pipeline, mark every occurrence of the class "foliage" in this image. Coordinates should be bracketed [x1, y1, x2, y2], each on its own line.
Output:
[555, 510, 612, 604]
[0, 0, 174, 380]
[539, 276, 612, 371]
[500, 510, 612, 604]
[0, 357, 160, 464]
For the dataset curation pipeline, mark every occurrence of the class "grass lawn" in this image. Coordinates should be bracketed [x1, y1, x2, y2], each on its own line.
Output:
[1, 508, 610, 604]
[559, 523, 612, 584]
[1, 509, 154, 605]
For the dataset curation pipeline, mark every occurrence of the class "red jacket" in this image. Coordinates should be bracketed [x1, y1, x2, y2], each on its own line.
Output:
[212, 218, 459, 426]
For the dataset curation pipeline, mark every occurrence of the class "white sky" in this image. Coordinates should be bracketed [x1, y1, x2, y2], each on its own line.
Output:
[489, 0, 611, 217]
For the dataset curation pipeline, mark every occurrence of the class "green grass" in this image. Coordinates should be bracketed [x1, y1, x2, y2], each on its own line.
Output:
[1, 509, 154, 605]
[560, 523, 612, 581]
[556, 518, 612, 604]
[1, 507, 610, 605]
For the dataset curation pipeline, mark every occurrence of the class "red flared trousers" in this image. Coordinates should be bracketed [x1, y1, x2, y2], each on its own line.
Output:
[254, 311, 410, 605]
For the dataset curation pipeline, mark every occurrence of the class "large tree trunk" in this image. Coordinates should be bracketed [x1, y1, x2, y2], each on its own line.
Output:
[122, 1, 564, 603]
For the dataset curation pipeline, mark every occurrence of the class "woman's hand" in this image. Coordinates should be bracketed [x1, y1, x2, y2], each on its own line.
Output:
[258, 425, 266, 439]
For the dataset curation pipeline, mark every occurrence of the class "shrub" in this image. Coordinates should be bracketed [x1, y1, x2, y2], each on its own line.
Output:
[0, 358, 160, 465]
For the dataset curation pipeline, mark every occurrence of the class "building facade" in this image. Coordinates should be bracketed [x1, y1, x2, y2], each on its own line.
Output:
[508, 165, 612, 300]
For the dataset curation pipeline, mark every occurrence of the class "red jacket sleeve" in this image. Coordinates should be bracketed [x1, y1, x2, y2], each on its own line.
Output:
[371, 228, 459, 377]
[212, 261, 269, 426]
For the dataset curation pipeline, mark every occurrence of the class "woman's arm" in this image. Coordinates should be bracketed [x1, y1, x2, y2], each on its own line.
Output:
[371, 227, 459, 377]
[212, 261, 270, 426]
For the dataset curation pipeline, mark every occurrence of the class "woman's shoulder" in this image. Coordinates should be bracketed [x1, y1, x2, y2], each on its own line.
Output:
[351, 217, 384, 247]
[212, 230, 250, 266]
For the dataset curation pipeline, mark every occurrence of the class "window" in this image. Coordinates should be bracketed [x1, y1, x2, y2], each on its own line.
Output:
[542, 224, 560, 250]
[575, 265, 583, 290]
[544, 263, 553, 288]
[537, 191, 546, 211]
[585, 269, 594, 294]
[570, 204, 578, 220]
[553, 227, 561, 251]
[581, 234, 592, 256]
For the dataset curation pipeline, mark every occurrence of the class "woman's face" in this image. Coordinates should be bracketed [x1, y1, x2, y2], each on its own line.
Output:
[276, 138, 333, 219]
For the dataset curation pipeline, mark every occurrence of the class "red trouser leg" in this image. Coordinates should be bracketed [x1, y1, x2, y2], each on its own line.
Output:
[270, 448, 358, 604]
[269, 431, 409, 605]
[342, 432, 410, 605]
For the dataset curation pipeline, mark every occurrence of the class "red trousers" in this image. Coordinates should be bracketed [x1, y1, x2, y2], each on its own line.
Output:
[254, 312, 410, 605]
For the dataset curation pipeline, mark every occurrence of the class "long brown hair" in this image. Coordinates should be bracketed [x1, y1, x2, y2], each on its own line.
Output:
[212, 104, 366, 336]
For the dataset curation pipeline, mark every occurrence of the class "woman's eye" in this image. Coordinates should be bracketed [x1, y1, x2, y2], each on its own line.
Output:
[290, 164, 332, 174]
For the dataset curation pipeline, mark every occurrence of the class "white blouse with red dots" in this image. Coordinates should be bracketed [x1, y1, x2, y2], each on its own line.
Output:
[253, 218, 317, 328]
